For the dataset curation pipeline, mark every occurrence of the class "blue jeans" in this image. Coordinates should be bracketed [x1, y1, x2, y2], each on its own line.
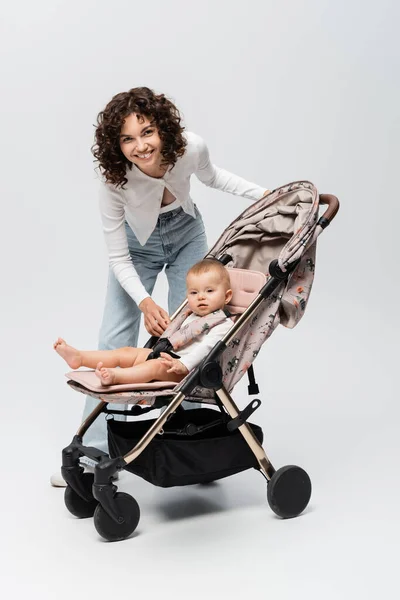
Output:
[81, 206, 208, 457]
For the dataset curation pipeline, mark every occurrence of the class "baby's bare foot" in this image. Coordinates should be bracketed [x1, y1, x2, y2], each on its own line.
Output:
[95, 362, 117, 386]
[53, 338, 82, 369]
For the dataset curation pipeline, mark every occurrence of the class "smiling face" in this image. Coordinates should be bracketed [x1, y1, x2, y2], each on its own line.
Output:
[119, 113, 164, 176]
[186, 270, 233, 316]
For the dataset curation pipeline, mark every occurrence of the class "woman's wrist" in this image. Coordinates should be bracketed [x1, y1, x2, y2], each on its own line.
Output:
[138, 296, 152, 312]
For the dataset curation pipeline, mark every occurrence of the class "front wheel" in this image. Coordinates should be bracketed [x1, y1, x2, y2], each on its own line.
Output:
[93, 492, 140, 542]
[64, 473, 98, 518]
[267, 465, 311, 518]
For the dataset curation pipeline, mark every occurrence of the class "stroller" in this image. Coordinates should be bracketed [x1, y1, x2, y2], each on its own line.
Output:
[60, 181, 339, 541]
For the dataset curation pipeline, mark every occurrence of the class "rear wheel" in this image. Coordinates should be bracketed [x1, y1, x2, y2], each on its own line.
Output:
[267, 465, 311, 518]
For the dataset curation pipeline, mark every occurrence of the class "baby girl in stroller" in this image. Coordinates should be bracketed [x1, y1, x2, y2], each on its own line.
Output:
[54, 259, 233, 386]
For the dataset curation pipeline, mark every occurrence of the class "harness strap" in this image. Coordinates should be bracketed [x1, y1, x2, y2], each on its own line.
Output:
[147, 308, 231, 361]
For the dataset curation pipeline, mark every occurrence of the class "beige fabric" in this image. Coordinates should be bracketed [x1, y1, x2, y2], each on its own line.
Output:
[226, 268, 266, 313]
[67, 379, 216, 405]
[66, 370, 176, 392]
[208, 181, 319, 274]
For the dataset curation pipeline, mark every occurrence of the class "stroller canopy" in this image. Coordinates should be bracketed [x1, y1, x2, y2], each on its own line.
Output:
[203, 180, 321, 393]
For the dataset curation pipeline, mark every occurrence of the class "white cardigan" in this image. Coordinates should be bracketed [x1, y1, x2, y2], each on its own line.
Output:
[99, 131, 266, 305]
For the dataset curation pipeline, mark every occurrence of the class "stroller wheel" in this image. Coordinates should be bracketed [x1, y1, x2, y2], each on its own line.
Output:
[94, 492, 140, 542]
[267, 465, 311, 518]
[64, 473, 98, 518]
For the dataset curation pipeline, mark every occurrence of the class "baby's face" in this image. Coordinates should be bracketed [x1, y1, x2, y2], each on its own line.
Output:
[186, 271, 232, 316]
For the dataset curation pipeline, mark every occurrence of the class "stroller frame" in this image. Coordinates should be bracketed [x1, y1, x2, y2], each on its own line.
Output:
[60, 192, 339, 542]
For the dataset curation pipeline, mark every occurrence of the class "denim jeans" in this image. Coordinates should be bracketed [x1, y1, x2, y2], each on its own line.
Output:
[81, 205, 208, 458]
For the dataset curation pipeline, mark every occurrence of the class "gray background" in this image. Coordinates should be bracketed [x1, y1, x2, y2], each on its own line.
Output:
[1, 0, 399, 598]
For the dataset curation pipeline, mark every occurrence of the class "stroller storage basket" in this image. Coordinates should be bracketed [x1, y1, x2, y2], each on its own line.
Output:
[107, 408, 263, 487]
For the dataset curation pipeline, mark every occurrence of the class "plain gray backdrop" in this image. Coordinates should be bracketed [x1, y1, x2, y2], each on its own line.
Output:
[1, 0, 399, 598]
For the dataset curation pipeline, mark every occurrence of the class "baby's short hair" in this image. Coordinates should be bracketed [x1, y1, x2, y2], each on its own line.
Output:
[186, 259, 231, 289]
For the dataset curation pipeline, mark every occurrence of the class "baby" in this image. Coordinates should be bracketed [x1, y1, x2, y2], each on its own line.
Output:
[54, 259, 233, 386]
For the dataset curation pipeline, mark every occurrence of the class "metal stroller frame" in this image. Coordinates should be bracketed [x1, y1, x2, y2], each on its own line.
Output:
[60, 191, 339, 541]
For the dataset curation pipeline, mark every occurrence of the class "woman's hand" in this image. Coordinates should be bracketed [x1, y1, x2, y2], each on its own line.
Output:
[159, 353, 189, 376]
[138, 297, 170, 336]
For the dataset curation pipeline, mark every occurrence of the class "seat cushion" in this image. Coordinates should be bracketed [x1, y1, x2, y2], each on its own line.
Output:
[226, 268, 266, 313]
[66, 370, 178, 393]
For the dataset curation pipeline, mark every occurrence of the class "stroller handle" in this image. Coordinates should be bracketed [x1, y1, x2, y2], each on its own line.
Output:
[319, 194, 340, 225]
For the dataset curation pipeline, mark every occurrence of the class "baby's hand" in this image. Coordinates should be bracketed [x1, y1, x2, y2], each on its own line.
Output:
[159, 353, 189, 375]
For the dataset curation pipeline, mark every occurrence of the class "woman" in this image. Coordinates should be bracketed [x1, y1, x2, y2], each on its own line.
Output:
[51, 87, 268, 486]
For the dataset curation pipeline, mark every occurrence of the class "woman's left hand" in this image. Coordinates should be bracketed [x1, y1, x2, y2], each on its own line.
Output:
[139, 297, 170, 336]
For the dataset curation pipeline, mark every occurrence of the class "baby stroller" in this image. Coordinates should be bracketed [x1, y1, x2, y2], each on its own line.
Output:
[60, 181, 339, 541]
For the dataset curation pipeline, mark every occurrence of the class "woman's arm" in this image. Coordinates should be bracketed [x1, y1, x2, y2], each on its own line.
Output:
[99, 182, 149, 306]
[194, 136, 268, 201]
[99, 183, 170, 335]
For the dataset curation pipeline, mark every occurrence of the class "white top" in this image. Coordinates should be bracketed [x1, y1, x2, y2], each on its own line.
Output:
[173, 313, 232, 372]
[99, 131, 266, 306]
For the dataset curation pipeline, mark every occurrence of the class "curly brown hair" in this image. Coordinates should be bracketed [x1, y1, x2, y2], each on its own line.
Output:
[92, 87, 187, 188]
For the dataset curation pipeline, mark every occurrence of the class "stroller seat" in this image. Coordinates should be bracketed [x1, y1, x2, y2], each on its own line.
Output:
[66, 268, 267, 401]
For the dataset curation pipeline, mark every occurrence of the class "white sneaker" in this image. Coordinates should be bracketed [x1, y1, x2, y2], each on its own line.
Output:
[50, 471, 68, 487]
[50, 466, 119, 487]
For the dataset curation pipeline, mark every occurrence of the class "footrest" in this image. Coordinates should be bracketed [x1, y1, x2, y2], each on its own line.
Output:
[66, 370, 178, 393]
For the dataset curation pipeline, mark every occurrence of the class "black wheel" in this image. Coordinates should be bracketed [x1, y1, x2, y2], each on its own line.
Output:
[267, 465, 311, 518]
[93, 492, 140, 542]
[64, 473, 98, 518]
